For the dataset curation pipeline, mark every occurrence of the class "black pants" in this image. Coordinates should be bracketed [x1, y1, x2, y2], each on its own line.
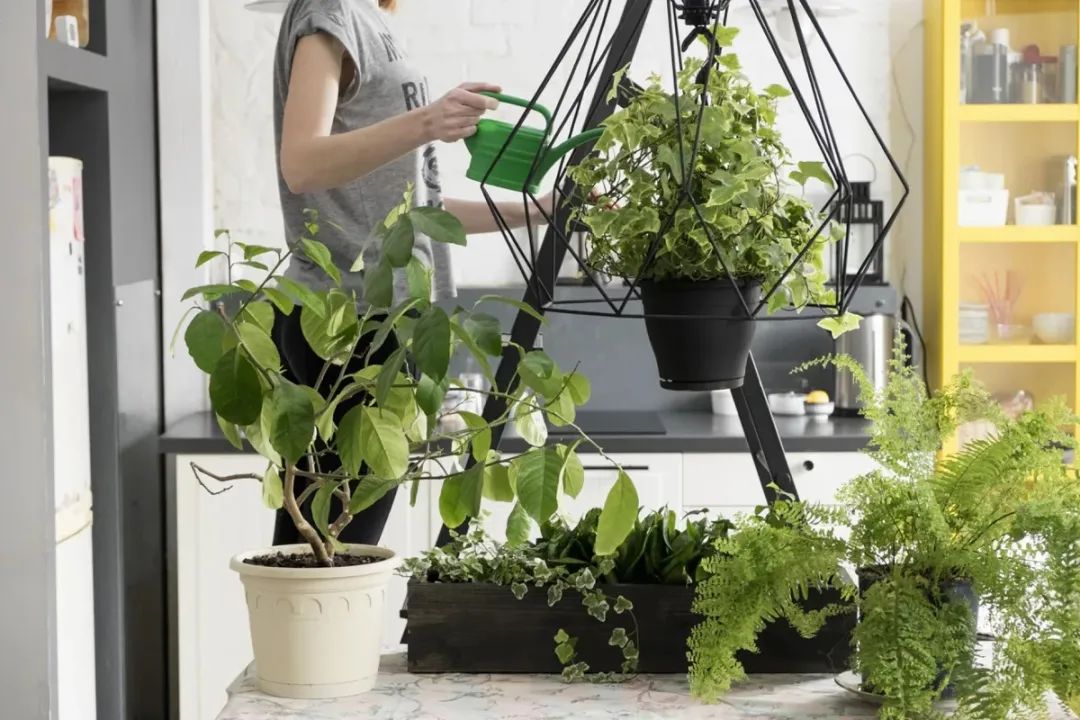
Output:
[270, 309, 399, 546]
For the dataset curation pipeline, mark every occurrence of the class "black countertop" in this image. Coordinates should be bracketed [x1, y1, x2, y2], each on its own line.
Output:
[161, 410, 872, 456]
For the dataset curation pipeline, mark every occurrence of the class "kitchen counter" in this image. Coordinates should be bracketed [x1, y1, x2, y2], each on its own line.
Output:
[217, 652, 1073, 720]
[162, 410, 872, 456]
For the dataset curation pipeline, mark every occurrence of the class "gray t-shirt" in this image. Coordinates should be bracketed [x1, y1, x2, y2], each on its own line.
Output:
[273, 0, 454, 306]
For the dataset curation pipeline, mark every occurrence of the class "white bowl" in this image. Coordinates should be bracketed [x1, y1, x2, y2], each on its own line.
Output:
[711, 389, 738, 416]
[768, 392, 807, 416]
[1033, 313, 1075, 344]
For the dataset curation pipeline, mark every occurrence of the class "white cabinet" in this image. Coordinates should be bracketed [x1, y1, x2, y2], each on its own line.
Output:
[682, 451, 877, 520]
[430, 453, 684, 544]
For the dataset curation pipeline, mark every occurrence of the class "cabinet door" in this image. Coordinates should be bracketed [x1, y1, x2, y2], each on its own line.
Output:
[682, 451, 877, 517]
[431, 454, 683, 544]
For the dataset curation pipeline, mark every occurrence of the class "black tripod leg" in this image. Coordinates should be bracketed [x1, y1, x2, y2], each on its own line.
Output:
[434, 0, 656, 547]
[730, 352, 799, 503]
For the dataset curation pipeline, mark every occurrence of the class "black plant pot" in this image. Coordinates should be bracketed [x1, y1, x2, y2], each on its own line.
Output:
[856, 567, 979, 699]
[638, 279, 762, 391]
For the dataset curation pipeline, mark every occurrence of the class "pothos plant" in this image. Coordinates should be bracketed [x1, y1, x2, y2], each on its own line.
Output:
[404, 507, 734, 680]
[568, 28, 858, 337]
[177, 186, 642, 566]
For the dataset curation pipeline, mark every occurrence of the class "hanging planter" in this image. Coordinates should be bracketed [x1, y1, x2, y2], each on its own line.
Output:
[639, 278, 762, 390]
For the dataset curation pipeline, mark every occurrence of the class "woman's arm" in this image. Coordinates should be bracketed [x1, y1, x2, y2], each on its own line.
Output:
[279, 33, 500, 194]
[444, 195, 557, 234]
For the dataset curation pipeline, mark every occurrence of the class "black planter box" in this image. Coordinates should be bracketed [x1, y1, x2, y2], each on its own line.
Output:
[404, 581, 854, 674]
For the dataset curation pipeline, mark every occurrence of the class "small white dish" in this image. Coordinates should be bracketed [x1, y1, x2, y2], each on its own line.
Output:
[768, 392, 807, 416]
[804, 401, 834, 417]
[1033, 312, 1075, 344]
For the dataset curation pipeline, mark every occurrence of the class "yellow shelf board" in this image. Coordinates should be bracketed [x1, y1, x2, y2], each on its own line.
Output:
[958, 104, 1080, 123]
[958, 344, 1079, 364]
[956, 226, 1079, 244]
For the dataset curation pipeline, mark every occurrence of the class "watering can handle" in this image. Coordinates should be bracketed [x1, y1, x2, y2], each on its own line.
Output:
[479, 92, 553, 135]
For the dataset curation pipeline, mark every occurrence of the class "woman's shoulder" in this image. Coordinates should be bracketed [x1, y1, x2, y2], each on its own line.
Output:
[286, 0, 380, 29]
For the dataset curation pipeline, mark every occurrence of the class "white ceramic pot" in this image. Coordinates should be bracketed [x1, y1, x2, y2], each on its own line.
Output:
[231, 544, 401, 699]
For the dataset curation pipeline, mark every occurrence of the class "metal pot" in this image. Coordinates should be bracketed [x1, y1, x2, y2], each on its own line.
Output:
[834, 314, 913, 416]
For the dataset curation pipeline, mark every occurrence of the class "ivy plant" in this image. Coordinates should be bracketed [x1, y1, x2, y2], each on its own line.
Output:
[568, 28, 857, 337]
[404, 507, 734, 680]
[178, 187, 641, 566]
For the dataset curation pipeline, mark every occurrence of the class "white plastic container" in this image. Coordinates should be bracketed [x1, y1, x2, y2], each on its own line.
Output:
[231, 544, 401, 698]
[958, 189, 1010, 226]
[1015, 198, 1057, 226]
[710, 389, 738, 416]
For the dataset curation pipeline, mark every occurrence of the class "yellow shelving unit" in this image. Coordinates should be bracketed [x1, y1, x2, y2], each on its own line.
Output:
[925, 0, 1080, 416]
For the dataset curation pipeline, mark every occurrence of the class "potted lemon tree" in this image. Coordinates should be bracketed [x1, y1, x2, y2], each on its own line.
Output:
[179, 190, 640, 698]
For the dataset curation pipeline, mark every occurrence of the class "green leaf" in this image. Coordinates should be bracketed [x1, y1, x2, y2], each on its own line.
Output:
[195, 250, 227, 268]
[262, 465, 284, 510]
[518, 351, 562, 398]
[713, 25, 739, 47]
[413, 306, 452, 381]
[245, 403, 281, 465]
[450, 320, 494, 382]
[558, 446, 585, 499]
[405, 257, 432, 301]
[514, 448, 563, 523]
[513, 399, 548, 448]
[818, 312, 862, 339]
[300, 237, 342, 285]
[337, 406, 366, 476]
[361, 407, 409, 479]
[300, 292, 359, 361]
[184, 310, 228, 373]
[409, 206, 467, 246]
[795, 160, 834, 189]
[474, 294, 546, 323]
[262, 287, 295, 316]
[566, 372, 591, 405]
[763, 83, 791, 98]
[209, 349, 263, 425]
[311, 482, 337, 540]
[595, 471, 639, 555]
[275, 277, 325, 317]
[363, 259, 395, 309]
[439, 463, 484, 528]
[240, 301, 276, 334]
[268, 381, 316, 464]
[349, 476, 400, 514]
[349, 251, 366, 273]
[181, 284, 244, 302]
[374, 346, 408, 406]
[506, 502, 532, 546]
[383, 214, 416, 268]
[234, 279, 259, 294]
[482, 452, 514, 502]
[237, 322, 280, 370]
[464, 313, 503, 357]
[416, 373, 449, 416]
[546, 390, 576, 428]
[459, 411, 491, 461]
[216, 413, 243, 451]
[242, 244, 279, 261]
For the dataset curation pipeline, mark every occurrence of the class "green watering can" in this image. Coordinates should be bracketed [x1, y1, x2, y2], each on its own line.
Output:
[465, 93, 603, 194]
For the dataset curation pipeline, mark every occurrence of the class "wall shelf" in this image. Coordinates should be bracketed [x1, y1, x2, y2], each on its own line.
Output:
[958, 345, 1078, 364]
[957, 226, 1079, 243]
[42, 42, 110, 93]
[958, 104, 1080, 123]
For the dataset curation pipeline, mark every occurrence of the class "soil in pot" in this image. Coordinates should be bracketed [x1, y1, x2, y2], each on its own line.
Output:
[638, 278, 762, 391]
[243, 552, 381, 569]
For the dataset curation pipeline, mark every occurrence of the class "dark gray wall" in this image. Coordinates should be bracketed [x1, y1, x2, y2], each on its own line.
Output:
[0, 3, 58, 719]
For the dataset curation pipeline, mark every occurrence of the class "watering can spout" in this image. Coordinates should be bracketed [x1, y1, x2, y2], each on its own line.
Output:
[539, 129, 605, 179]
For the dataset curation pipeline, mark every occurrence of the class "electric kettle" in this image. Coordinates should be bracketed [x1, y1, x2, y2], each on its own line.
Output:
[834, 313, 914, 416]
[464, 93, 603, 194]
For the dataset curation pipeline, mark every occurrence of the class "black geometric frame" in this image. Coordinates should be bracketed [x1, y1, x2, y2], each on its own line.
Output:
[476, 0, 909, 322]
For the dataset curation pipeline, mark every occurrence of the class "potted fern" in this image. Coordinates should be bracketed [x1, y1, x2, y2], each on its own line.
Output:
[569, 29, 850, 391]
[179, 190, 641, 698]
[687, 342, 1080, 717]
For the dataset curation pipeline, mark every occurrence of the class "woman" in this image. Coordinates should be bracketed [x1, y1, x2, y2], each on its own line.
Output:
[271, 0, 542, 546]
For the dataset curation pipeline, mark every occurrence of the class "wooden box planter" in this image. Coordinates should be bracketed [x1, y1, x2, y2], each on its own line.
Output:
[404, 581, 854, 675]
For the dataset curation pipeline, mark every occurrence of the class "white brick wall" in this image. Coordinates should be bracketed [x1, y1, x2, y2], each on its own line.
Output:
[209, 0, 924, 294]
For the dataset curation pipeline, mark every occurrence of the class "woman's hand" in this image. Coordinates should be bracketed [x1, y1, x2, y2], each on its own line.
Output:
[423, 82, 502, 143]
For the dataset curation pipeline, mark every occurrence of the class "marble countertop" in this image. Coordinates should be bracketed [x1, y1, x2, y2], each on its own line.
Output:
[219, 652, 1076, 720]
[163, 410, 872, 456]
